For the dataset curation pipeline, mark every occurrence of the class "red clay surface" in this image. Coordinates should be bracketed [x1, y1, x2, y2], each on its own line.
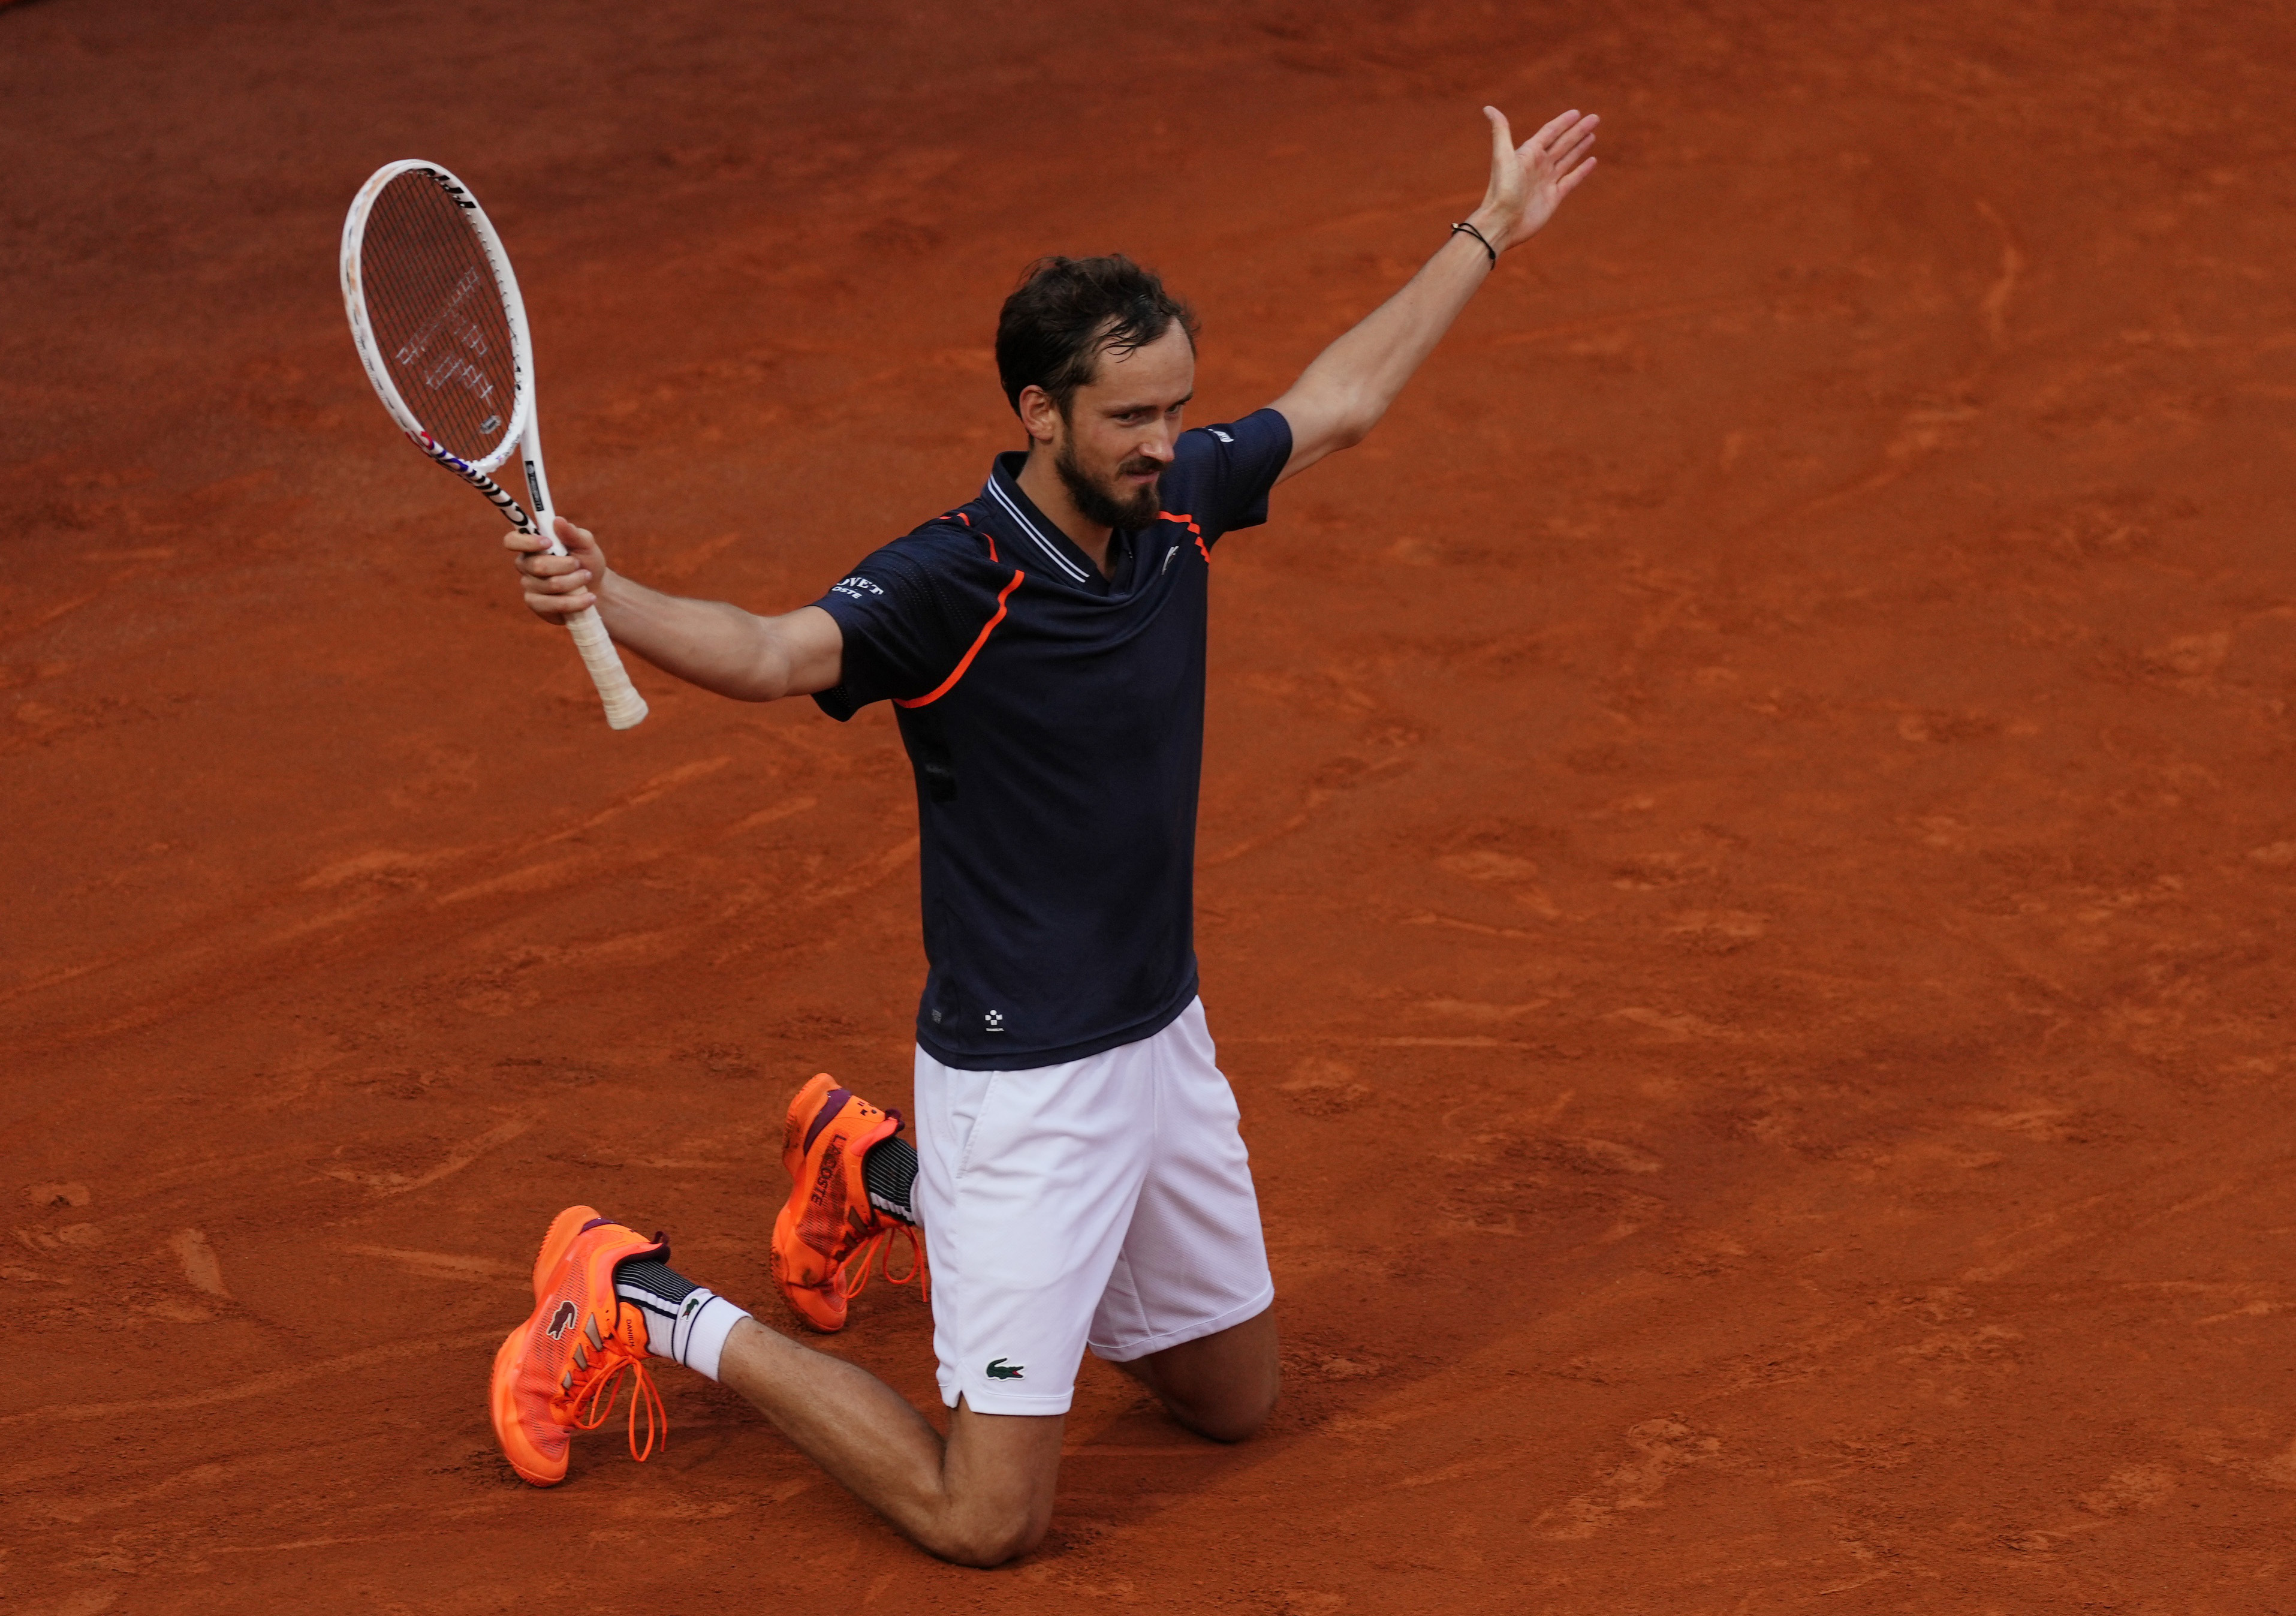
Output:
[7, 2, 2296, 1611]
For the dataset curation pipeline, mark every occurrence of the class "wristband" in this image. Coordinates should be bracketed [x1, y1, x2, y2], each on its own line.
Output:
[1450, 220, 1498, 266]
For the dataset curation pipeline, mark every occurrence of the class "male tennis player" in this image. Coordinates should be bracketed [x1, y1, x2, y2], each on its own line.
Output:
[489, 105, 1596, 1564]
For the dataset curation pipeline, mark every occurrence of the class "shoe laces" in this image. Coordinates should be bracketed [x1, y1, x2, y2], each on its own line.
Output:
[565, 1327, 667, 1464]
[835, 1221, 929, 1304]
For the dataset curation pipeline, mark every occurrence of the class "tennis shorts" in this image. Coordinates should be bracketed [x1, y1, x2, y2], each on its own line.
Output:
[911, 998, 1275, 1416]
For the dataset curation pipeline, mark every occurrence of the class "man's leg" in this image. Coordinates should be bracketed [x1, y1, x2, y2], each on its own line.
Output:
[1113, 1304, 1279, 1442]
[716, 1317, 1063, 1566]
[498, 1215, 1062, 1568]
[1089, 1001, 1281, 1441]
[740, 1046, 1149, 1561]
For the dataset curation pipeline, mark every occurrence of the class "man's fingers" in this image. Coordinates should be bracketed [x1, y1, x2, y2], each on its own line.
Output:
[1554, 157, 1597, 197]
[1548, 115, 1599, 159]
[1529, 107, 1584, 150]
[1547, 129, 1598, 177]
[527, 564, 594, 595]
[522, 579, 597, 613]
[508, 517, 598, 615]
[517, 551, 586, 580]
[1525, 116, 1598, 168]
[1484, 104, 1515, 170]
[525, 592, 596, 619]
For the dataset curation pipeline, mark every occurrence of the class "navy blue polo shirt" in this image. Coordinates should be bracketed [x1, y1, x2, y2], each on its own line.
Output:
[812, 408, 1293, 1070]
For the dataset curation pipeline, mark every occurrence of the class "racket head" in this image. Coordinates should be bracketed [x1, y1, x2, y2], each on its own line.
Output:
[341, 160, 534, 478]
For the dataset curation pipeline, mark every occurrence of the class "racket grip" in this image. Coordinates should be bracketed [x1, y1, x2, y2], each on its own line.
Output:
[564, 605, 649, 730]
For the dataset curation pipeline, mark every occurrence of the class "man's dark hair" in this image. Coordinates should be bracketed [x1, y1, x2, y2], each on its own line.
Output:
[995, 255, 1198, 417]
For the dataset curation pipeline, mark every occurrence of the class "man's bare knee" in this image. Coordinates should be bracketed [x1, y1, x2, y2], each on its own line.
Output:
[914, 1403, 1062, 1566]
[1196, 1397, 1275, 1444]
[921, 1506, 1048, 1568]
[1166, 1374, 1279, 1443]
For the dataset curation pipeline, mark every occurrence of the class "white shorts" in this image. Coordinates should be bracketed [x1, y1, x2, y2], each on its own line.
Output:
[911, 998, 1275, 1416]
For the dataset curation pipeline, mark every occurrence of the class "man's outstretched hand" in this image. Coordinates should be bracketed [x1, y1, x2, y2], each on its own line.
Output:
[1471, 106, 1598, 254]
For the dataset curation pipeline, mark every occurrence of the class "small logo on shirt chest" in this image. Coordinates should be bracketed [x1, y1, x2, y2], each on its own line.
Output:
[1161, 544, 1180, 574]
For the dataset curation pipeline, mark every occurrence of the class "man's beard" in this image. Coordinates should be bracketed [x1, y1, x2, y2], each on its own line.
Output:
[1055, 439, 1161, 531]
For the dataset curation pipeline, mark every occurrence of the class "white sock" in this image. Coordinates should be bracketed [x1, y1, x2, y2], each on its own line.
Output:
[671, 1292, 748, 1382]
[613, 1257, 750, 1381]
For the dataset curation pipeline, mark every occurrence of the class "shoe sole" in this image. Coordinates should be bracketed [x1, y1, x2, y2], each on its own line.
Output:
[781, 1073, 840, 1187]
[491, 1317, 566, 1486]
[497, 1204, 599, 1488]
[770, 1198, 849, 1332]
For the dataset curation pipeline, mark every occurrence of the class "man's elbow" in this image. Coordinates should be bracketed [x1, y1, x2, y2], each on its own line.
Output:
[1272, 387, 1383, 472]
[1316, 408, 1380, 458]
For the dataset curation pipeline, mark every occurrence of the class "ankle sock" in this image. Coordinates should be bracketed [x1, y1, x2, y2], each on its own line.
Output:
[614, 1256, 749, 1382]
[862, 1134, 918, 1225]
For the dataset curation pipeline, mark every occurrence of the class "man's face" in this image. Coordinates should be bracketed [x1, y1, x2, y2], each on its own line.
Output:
[1047, 323, 1196, 530]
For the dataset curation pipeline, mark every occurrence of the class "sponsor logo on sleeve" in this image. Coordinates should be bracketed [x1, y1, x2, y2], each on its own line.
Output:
[830, 574, 887, 601]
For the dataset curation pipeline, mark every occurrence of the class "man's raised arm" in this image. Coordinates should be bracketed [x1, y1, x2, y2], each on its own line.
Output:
[506, 517, 845, 702]
[1268, 106, 1597, 482]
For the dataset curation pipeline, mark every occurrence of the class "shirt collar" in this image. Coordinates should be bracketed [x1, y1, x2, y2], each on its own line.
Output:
[983, 452, 1107, 590]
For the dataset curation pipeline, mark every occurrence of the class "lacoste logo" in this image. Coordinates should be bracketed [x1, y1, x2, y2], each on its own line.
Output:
[809, 1138, 845, 1206]
[984, 1009, 1004, 1031]
[546, 1301, 578, 1340]
[986, 1358, 1025, 1380]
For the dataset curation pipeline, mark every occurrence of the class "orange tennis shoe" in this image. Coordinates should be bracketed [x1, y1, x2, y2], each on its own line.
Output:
[529, 1203, 601, 1301]
[770, 1073, 926, 1332]
[490, 1211, 667, 1488]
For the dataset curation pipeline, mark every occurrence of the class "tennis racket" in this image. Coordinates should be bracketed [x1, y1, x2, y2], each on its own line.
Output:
[339, 160, 647, 730]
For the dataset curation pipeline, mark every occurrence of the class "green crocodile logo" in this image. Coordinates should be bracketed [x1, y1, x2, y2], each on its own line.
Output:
[986, 1358, 1025, 1380]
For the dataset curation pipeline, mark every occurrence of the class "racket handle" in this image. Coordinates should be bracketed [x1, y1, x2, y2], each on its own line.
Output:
[564, 604, 649, 730]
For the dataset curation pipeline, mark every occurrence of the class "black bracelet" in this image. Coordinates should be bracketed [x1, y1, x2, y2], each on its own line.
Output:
[1450, 220, 1497, 266]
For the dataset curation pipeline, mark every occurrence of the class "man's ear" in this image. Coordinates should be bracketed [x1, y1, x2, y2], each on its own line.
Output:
[1017, 384, 1062, 449]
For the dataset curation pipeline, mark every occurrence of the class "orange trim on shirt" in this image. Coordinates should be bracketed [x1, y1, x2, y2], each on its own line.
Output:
[1161, 510, 1210, 564]
[895, 570, 1024, 709]
[951, 510, 997, 564]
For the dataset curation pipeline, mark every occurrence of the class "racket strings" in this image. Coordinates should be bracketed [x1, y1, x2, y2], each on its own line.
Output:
[360, 171, 519, 462]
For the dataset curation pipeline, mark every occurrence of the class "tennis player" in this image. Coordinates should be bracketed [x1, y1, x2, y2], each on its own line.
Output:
[489, 105, 1596, 1564]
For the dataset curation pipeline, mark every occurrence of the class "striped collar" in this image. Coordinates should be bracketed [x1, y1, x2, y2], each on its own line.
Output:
[981, 453, 1107, 590]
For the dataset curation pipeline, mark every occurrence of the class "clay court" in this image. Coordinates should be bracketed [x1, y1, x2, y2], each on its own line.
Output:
[6, 0, 2295, 1609]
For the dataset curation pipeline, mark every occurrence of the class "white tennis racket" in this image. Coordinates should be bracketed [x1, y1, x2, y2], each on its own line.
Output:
[340, 160, 647, 730]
